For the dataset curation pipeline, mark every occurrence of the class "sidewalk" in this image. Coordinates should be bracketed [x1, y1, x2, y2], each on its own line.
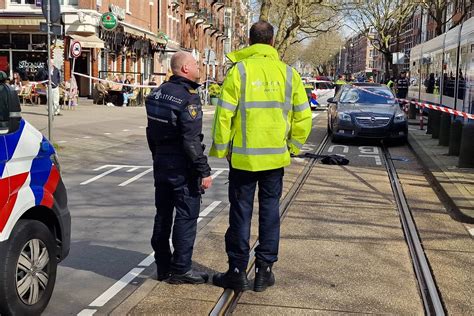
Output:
[407, 118, 474, 222]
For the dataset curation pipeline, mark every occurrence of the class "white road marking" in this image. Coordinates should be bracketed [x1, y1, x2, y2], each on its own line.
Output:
[328, 145, 349, 154]
[199, 201, 222, 217]
[359, 154, 382, 165]
[137, 253, 155, 267]
[77, 309, 97, 316]
[312, 113, 319, 119]
[80, 166, 123, 185]
[212, 167, 229, 171]
[104, 132, 111, 135]
[127, 167, 140, 172]
[57, 140, 67, 144]
[211, 170, 224, 179]
[122, 129, 130, 132]
[81, 200, 223, 314]
[89, 268, 145, 307]
[83, 136, 91, 139]
[468, 227, 474, 237]
[139, 126, 146, 129]
[118, 168, 153, 186]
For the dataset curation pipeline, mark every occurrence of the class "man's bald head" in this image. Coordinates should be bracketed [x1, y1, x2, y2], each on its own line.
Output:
[170, 51, 199, 82]
[249, 21, 274, 45]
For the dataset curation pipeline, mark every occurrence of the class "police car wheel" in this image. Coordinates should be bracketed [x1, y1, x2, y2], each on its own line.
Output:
[0, 220, 57, 316]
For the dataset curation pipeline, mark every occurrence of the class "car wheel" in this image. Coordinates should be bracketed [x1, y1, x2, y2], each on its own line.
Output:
[0, 220, 57, 316]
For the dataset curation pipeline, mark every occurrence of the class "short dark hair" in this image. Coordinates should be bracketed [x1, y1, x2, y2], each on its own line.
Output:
[249, 21, 274, 45]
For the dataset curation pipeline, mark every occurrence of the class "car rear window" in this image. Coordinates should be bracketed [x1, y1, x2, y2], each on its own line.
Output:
[340, 87, 395, 104]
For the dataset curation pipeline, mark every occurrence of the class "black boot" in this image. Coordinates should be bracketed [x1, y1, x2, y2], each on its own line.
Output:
[213, 268, 251, 292]
[167, 269, 209, 284]
[253, 260, 275, 292]
[156, 264, 170, 281]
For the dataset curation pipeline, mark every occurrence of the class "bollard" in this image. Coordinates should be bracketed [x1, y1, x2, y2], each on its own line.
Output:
[448, 120, 463, 156]
[409, 102, 417, 119]
[458, 124, 474, 168]
[431, 110, 441, 139]
[419, 106, 424, 130]
[427, 110, 433, 134]
[438, 112, 451, 146]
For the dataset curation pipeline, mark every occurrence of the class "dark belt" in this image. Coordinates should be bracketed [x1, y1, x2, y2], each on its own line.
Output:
[154, 144, 184, 154]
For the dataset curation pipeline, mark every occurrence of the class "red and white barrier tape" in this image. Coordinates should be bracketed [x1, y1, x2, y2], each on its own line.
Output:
[72, 72, 159, 89]
[352, 84, 474, 120]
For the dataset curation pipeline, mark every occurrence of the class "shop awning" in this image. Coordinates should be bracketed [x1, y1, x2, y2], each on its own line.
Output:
[0, 17, 45, 26]
[69, 34, 104, 49]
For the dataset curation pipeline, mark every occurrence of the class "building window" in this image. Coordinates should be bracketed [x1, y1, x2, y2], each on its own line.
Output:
[9, 0, 36, 4]
[11, 34, 30, 50]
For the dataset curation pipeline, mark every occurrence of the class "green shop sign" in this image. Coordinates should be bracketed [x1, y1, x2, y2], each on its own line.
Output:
[100, 12, 118, 30]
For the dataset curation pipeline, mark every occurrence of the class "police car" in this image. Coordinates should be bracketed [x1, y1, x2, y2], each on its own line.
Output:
[0, 78, 70, 315]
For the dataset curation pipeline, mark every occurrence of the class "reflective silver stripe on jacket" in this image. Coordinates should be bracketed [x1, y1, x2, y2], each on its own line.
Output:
[9, 112, 21, 118]
[288, 138, 303, 149]
[212, 142, 229, 151]
[217, 99, 237, 111]
[293, 101, 310, 112]
[237, 62, 247, 148]
[235, 62, 293, 155]
[232, 146, 287, 155]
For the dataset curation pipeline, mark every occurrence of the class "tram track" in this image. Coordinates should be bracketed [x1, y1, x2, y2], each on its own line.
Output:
[209, 134, 330, 316]
[381, 144, 445, 316]
[208, 136, 445, 316]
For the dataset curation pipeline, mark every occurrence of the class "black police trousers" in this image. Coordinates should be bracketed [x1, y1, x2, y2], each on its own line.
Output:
[225, 167, 284, 271]
[151, 155, 201, 274]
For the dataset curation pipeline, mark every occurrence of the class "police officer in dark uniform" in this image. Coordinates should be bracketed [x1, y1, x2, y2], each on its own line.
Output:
[396, 71, 409, 99]
[146, 51, 212, 284]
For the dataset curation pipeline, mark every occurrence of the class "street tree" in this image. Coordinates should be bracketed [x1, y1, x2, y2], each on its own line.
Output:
[299, 31, 344, 75]
[257, 0, 341, 58]
[418, 0, 472, 36]
[346, 0, 418, 78]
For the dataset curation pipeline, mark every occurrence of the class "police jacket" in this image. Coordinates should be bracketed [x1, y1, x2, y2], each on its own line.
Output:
[396, 78, 409, 90]
[209, 44, 312, 172]
[145, 75, 211, 178]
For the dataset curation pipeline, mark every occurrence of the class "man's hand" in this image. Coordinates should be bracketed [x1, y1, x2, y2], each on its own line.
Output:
[201, 176, 213, 190]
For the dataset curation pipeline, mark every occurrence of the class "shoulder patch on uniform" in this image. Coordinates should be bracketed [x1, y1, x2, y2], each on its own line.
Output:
[188, 88, 198, 94]
[186, 104, 199, 119]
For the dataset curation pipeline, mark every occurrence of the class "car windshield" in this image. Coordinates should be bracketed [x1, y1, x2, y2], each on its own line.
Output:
[339, 87, 395, 104]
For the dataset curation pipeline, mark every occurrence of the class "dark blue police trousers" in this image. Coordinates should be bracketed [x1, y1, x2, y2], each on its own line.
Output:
[151, 161, 201, 275]
[225, 167, 284, 271]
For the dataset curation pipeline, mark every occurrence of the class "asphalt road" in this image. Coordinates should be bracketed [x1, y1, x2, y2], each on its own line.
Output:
[22, 104, 408, 315]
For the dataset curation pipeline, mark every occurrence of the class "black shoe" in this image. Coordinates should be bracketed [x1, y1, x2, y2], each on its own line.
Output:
[167, 269, 209, 284]
[253, 260, 275, 292]
[213, 268, 251, 292]
[156, 264, 170, 281]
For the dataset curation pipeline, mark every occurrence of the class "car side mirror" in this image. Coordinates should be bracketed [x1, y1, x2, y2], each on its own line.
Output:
[327, 97, 336, 104]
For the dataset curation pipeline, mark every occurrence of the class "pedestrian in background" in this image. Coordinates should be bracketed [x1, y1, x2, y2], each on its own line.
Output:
[395, 71, 409, 99]
[334, 74, 347, 96]
[49, 59, 61, 116]
[210, 21, 312, 292]
[145, 51, 212, 284]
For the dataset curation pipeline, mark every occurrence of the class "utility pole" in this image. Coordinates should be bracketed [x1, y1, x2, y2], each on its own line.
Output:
[46, 0, 53, 141]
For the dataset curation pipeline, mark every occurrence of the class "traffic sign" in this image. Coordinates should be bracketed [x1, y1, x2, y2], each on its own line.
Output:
[70, 41, 82, 59]
[100, 12, 118, 30]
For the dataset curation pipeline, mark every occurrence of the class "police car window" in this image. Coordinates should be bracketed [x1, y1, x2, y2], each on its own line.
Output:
[340, 87, 396, 104]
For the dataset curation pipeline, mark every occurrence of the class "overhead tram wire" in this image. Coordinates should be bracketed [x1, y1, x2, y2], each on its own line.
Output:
[209, 133, 330, 316]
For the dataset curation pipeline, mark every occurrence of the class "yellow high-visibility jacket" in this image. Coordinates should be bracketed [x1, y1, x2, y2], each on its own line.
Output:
[209, 44, 312, 171]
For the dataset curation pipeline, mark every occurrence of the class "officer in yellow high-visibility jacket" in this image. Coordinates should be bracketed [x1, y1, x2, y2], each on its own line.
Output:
[210, 21, 312, 293]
